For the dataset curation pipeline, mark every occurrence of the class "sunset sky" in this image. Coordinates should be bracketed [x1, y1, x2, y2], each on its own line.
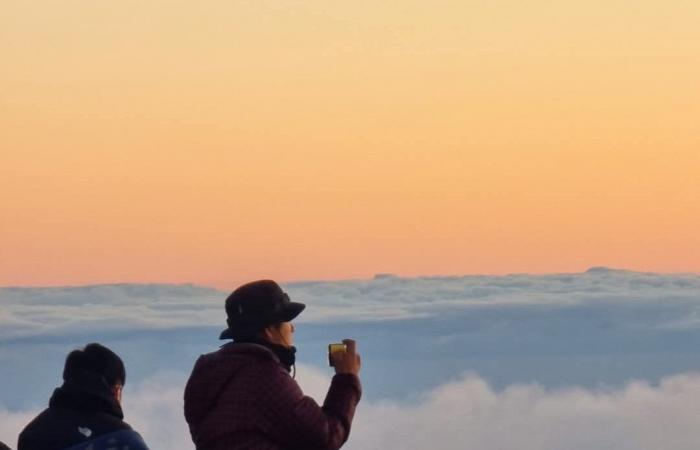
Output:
[2, 0, 698, 288]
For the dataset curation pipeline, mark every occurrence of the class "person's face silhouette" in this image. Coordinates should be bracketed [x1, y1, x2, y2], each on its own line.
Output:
[263, 321, 295, 348]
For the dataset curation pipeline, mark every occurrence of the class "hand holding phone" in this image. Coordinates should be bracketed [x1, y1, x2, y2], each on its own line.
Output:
[328, 339, 361, 375]
[328, 343, 347, 366]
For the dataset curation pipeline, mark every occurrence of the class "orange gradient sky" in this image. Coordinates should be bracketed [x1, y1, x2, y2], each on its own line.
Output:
[2, 0, 699, 288]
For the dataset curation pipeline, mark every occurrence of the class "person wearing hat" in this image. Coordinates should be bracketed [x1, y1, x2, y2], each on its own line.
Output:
[183, 280, 362, 450]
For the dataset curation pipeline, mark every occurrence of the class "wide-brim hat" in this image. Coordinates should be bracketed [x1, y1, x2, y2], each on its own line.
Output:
[219, 280, 305, 340]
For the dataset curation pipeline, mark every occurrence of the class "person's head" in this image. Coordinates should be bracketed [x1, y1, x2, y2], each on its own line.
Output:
[219, 280, 305, 348]
[63, 343, 125, 403]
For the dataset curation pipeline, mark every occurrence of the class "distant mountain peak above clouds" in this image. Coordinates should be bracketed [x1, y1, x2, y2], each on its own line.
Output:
[585, 266, 628, 274]
[373, 273, 399, 280]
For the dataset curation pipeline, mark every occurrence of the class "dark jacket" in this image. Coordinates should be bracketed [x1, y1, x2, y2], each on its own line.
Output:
[0, 441, 11, 450]
[17, 370, 148, 450]
[184, 343, 362, 450]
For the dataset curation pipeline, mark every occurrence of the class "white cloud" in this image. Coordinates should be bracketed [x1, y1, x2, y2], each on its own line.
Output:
[2, 269, 700, 411]
[2, 268, 700, 446]
[348, 372, 700, 450]
[2, 268, 699, 340]
[0, 408, 36, 449]
[0, 284, 224, 340]
[4, 368, 700, 450]
[122, 371, 193, 450]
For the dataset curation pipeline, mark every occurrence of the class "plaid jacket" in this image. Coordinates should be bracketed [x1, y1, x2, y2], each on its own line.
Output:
[184, 343, 362, 450]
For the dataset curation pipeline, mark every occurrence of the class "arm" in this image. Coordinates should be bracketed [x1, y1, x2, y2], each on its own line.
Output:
[262, 369, 362, 450]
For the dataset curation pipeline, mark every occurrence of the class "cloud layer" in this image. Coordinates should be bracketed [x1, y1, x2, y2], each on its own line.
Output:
[4, 366, 700, 450]
[2, 268, 699, 340]
[2, 269, 700, 448]
[351, 371, 700, 450]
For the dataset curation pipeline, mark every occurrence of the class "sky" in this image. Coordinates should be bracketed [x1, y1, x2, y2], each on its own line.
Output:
[2, 0, 699, 288]
[2, 271, 700, 448]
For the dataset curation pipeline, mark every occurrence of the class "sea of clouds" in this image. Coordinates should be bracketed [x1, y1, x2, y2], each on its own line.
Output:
[1, 268, 700, 448]
[3, 367, 700, 449]
[3, 267, 700, 340]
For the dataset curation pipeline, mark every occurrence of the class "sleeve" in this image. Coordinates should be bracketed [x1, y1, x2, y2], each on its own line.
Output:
[261, 368, 362, 450]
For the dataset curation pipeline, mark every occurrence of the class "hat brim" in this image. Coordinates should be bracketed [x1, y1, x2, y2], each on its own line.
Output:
[219, 302, 306, 340]
[280, 302, 306, 322]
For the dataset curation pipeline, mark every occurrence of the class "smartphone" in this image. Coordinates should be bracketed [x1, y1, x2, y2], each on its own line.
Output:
[328, 343, 347, 367]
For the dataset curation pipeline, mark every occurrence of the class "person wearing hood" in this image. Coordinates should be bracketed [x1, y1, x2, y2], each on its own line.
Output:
[184, 279, 362, 450]
[17, 343, 148, 450]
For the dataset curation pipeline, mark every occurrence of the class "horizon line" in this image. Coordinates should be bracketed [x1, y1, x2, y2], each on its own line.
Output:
[2, 266, 700, 290]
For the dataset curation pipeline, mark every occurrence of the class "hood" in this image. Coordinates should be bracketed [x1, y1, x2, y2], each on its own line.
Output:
[49, 369, 124, 419]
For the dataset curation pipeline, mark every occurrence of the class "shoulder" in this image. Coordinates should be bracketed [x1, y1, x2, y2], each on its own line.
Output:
[204, 342, 278, 362]
[191, 343, 280, 375]
[18, 407, 133, 450]
[18, 408, 59, 449]
[186, 343, 281, 402]
[63, 430, 148, 450]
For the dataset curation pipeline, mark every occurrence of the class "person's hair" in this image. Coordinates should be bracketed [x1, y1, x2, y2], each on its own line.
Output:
[63, 343, 126, 387]
[230, 321, 281, 342]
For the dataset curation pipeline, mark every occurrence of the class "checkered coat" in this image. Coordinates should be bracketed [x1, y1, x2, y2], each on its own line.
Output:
[184, 343, 362, 450]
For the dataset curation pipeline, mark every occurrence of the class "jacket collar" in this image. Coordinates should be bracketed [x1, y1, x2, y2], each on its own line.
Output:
[221, 342, 280, 362]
